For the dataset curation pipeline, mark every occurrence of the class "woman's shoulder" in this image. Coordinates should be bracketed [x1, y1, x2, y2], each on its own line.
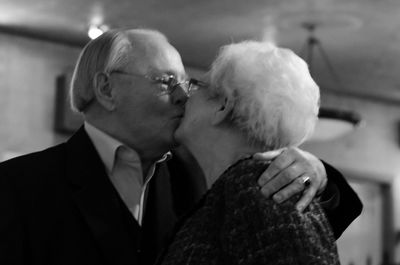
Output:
[216, 156, 321, 220]
[224, 156, 270, 178]
[225, 156, 271, 175]
[214, 157, 270, 192]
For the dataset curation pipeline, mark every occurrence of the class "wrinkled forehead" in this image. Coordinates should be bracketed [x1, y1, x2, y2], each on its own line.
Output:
[149, 44, 186, 77]
[126, 35, 186, 78]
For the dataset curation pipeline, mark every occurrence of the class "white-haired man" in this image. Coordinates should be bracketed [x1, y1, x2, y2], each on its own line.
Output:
[0, 29, 362, 265]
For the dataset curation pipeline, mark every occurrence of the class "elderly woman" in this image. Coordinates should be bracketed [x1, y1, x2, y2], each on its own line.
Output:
[159, 41, 340, 265]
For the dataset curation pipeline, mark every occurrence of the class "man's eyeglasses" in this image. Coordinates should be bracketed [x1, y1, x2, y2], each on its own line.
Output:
[110, 70, 206, 96]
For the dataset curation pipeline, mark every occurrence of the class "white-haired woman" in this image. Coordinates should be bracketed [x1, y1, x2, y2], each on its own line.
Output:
[159, 41, 340, 265]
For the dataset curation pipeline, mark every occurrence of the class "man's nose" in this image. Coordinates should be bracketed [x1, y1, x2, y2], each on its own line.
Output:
[171, 85, 188, 106]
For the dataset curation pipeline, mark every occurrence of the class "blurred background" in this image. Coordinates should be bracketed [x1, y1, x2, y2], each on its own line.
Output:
[0, 0, 399, 264]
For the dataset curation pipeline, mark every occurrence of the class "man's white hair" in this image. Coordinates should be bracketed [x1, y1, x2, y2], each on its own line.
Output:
[208, 41, 320, 150]
[70, 28, 168, 112]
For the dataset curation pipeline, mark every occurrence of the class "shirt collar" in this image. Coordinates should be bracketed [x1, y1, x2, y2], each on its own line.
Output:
[84, 122, 124, 175]
[84, 122, 172, 175]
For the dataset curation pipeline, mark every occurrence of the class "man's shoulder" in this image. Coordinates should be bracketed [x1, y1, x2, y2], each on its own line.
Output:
[0, 143, 67, 173]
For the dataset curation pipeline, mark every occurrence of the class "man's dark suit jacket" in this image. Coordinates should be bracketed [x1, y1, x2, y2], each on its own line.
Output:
[0, 127, 362, 265]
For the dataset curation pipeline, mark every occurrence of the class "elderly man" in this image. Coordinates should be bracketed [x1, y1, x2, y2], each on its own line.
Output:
[0, 29, 361, 265]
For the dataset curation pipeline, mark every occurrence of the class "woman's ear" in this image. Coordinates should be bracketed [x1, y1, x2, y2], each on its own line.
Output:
[212, 97, 234, 125]
[93, 72, 116, 111]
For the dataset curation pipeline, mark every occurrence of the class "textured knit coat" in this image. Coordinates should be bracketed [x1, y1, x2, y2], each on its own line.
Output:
[160, 158, 341, 265]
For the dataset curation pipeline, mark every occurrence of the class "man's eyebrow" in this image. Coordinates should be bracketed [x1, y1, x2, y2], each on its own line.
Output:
[163, 70, 178, 77]
[147, 68, 174, 76]
[161, 71, 189, 81]
[147, 67, 188, 80]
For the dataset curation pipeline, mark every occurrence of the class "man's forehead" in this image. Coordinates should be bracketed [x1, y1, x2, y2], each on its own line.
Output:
[146, 48, 186, 78]
[124, 35, 186, 77]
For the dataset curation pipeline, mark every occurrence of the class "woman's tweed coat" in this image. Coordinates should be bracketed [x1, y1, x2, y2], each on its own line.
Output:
[161, 158, 340, 265]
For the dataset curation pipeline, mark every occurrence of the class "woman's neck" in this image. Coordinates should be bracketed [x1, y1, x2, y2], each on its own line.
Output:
[184, 131, 260, 188]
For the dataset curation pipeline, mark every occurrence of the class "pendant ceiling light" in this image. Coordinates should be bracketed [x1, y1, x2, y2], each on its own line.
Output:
[299, 22, 363, 142]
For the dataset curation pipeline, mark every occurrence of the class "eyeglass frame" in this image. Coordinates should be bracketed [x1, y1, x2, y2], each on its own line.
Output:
[109, 70, 206, 96]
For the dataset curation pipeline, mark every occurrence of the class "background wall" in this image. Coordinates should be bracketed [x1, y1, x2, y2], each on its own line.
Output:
[302, 90, 400, 264]
[303, 92, 400, 183]
[0, 33, 80, 160]
[336, 181, 385, 265]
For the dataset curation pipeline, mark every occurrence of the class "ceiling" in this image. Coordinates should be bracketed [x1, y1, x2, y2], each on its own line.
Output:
[1, 0, 400, 103]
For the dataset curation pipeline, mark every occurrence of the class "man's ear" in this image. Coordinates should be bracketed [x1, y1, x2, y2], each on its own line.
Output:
[93, 72, 116, 111]
[212, 97, 234, 125]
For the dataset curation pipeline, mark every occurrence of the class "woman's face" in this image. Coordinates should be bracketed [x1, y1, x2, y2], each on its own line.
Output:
[174, 85, 218, 145]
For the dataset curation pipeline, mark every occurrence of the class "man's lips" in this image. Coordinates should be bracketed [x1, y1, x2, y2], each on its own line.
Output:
[172, 114, 184, 120]
[173, 112, 184, 118]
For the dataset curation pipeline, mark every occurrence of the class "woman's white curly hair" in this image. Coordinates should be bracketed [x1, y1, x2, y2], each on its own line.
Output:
[208, 41, 320, 150]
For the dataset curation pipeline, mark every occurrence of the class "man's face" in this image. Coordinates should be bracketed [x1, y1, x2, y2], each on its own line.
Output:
[110, 39, 188, 154]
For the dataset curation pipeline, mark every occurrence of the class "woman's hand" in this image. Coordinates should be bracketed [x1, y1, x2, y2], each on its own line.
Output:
[254, 147, 328, 212]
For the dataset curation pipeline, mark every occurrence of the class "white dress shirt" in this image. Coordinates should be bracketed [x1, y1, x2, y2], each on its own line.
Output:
[84, 122, 170, 226]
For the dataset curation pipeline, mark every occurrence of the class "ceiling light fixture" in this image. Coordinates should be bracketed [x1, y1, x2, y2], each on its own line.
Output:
[299, 21, 363, 142]
[88, 24, 108, 40]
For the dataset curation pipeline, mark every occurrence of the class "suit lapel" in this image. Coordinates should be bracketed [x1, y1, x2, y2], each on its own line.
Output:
[65, 127, 139, 265]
